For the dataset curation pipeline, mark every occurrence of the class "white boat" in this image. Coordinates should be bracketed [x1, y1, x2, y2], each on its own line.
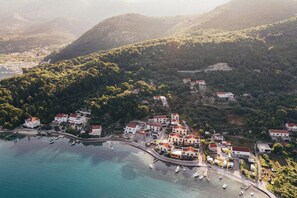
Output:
[193, 172, 199, 178]
[71, 141, 76, 146]
[49, 139, 55, 144]
[75, 139, 80, 143]
[250, 192, 254, 197]
[175, 166, 180, 173]
[223, 183, 227, 189]
[149, 164, 154, 169]
[239, 191, 244, 196]
[182, 167, 186, 173]
[219, 175, 223, 180]
[199, 175, 204, 180]
[54, 137, 59, 140]
[58, 135, 64, 138]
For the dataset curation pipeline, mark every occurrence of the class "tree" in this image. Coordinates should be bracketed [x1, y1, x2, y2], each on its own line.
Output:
[272, 143, 284, 154]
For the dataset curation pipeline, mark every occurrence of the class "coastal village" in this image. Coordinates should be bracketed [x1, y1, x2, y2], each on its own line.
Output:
[1, 77, 295, 197]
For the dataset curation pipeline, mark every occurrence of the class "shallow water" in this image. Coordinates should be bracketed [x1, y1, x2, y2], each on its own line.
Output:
[0, 136, 268, 198]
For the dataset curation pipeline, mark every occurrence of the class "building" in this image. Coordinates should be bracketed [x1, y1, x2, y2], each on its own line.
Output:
[212, 133, 224, 142]
[183, 78, 191, 84]
[269, 129, 290, 141]
[208, 143, 218, 153]
[68, 114, 87, 125]
[89, 125, 102, 136]
[168, 133, 183, 144]
[285, 123, 297, 132]
[216, 92, 235, 101]
[23, 117, 41, 128]
[232, 146, 251, 158]
[157, 141, 172, 153]
[222, 141, 232, 148]
[257, 143, 271, 153]
[184, 134, 200, 146]
[172, 125, 187, 136]
[54, 114, 68, 123]
[196, 80, 206, 90]
[171, 113, 180, 121]
[170, 149, 183, 159]
[151, 115, 170, 125]
[124, 121, 142, 134]
[145, 123, 162, 132]
[182, 147, 199, 158]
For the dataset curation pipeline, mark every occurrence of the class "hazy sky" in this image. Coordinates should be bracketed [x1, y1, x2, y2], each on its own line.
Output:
[0, 0, 231, 28]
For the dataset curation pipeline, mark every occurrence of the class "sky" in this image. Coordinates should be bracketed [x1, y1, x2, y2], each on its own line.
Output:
[0, 0, 231, 29]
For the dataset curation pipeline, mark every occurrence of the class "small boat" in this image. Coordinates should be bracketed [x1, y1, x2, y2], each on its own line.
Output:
[49, 139, 55, 144]
[149, 164, 154, 169]
[75, 139, 80, 143]
[71, 141, 76, 146]
[58, 135, 64, 138]
[182, 167, 186, 173]
[239, 191, 244, 196]
[250, 192, 254, 197]
[175, 166, 180, 173]
[193, 172, 199, 178]
[199, 175, 204, 180]
[219, 175, 223, 180]
[223, 183, 227, 189]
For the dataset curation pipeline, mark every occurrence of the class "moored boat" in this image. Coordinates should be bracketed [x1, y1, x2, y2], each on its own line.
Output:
[71, 141, 76, 146]
[199, 175, 204, 180]
[193, 172, 199, 178]
[223, 183, 227, 189]
[219, 175, 223, 180]
[175, 165, 180, 173]
[149, 164, 154, 169]
[49, 139, 55, 144]
[239, 191, 244, 196]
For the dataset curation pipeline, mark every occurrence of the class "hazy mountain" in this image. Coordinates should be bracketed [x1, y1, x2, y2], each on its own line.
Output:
[175, 0, 297, 33]
[46, 14, 185, 61]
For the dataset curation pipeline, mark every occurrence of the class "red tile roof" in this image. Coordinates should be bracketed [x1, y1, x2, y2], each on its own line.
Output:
[169, 133, 182, 138]
[159, 142, 172, 148]
[146, 123, 162, 127]
[92, 125, 101, 130]
[269, 129, 289, 134]
[183, 147, 198, 152]
[209, 143, 217, 148]
[26, 117, 39, 122]
[196, 80, 206, 84]
[286, 123, 297, 127]
[153, 115, 168, 119]
[55, 113, 67, 118]
[69, 113, 78, 118]
[185, 134, 199, 139]
[232, 146, 250, 152]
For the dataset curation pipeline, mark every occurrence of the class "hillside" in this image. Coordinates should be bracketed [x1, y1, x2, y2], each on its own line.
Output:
[46, 14, 185, 62]
[175, 0, 297, 33]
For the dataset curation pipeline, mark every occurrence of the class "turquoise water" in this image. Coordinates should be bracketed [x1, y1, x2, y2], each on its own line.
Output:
[0, 136, 268, 198]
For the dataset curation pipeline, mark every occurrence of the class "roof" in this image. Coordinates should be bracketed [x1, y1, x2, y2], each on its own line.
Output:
[55, 113, 68, 118]
[146, 123, 162, 127]
[209, 143, 217, 148]
[92, 125, 101, 130]
[173, 125, 186, 130]
[69, 113, 78, 118]
[171, 113, 179, 116]
[183, 147, 198, 152]
[185, 134, 199, 139]
[26, 117, 39, 122]
[196, 80, 206, 84]
[257, 143, 271, 150]
[127, 123, 138, 128]
[169, 133, 183, 138]
[153, 115, 168, 119]
[269, 129, 289, 134]
[159, 142, 172, 149]
[232, 146, 250, 152]
[286, 123, 297, 127]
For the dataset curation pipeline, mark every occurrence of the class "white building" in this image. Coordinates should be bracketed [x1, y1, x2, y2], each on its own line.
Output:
[23, 117, 41, 128]
[54, 114, 68, 123]
[68, 114, 87, 125]
[196, 80, 206, 90]
[208, 143, 218, 153]
[212, 133, 224, 142]
[257, 143, 271, 153]
[232, 146, 251, 158]
[172, 125, 187, 136]
[285, 123, 297, 132]
[124, 122, 142, 134]
[216, 92, 235, 101]
[184, 134, 200, 146]
[269, 129, 290, 140]
[182, 147, 199, 158]
[168, 133, 183, 144]
[145, 123, 162, 132]
[183, 78, 191, 84]
[157, 141, 172, 153]
[151, 115, 170, 125]
[89, 125, 102, 136]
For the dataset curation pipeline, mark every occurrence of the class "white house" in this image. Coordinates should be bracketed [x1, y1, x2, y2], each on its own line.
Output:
[172, 125, 187, 136]
[54, 114, 68, 123]
[184, 134, 200, 146]
[68, 114, 87, 125]
[257, 143, 271, 153]
[269, 129, 290, 140]
[183, 78, 191, 84]
[285, 123, 297, 132]
[124, 121, 142, 134]
[208, 143, 218, 153]
[157, 141, 172, 153]
[216, 92, 235, 101]
[151, 115, 170, 125]
[89, 125, 102, 136]
[182, 147, 199, 158]
[212, 133, 224, 142]
[23, 117, 41, 128]
[168, 133, 183, 144]
[171, 113, 180, 121]
[196, 80, 206, 90]
[145, 123, 162, 132]
[232, 146, 251, 158]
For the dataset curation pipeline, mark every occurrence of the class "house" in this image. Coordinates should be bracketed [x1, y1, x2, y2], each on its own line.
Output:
[89, 125, 102, 136]
[145, 123, 162, 132]
[124, 121, 142, 134]
[157, 141, 172, 153]
[170, 113, 180, 125]
[212, 133, 224, 142]
[168, 133, 183, 144]
[222, 141, 232, 148]
[183, 78, 191, 84]
[151, 115, 170, 125]
[170, 149, 183, 159]
[285, 123, 297, 132]
[232, 146, 251, 158]
[23, 117, 41, 128]
[182, 147, 199, 158]
[172, 125, 187, 136]
[184, 134, 200, 146]
[216, 92, 235, 101]
[68, 114, 87, 125]
[257, 143, 271, 153]
[54, 114, 68, 123]
[269, 129, 290, 141]
[196, 80, 206, 90]
[208, 143, 218, 153]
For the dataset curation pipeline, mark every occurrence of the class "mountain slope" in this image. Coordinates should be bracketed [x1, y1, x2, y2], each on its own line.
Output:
[46, 14, 185, 62]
